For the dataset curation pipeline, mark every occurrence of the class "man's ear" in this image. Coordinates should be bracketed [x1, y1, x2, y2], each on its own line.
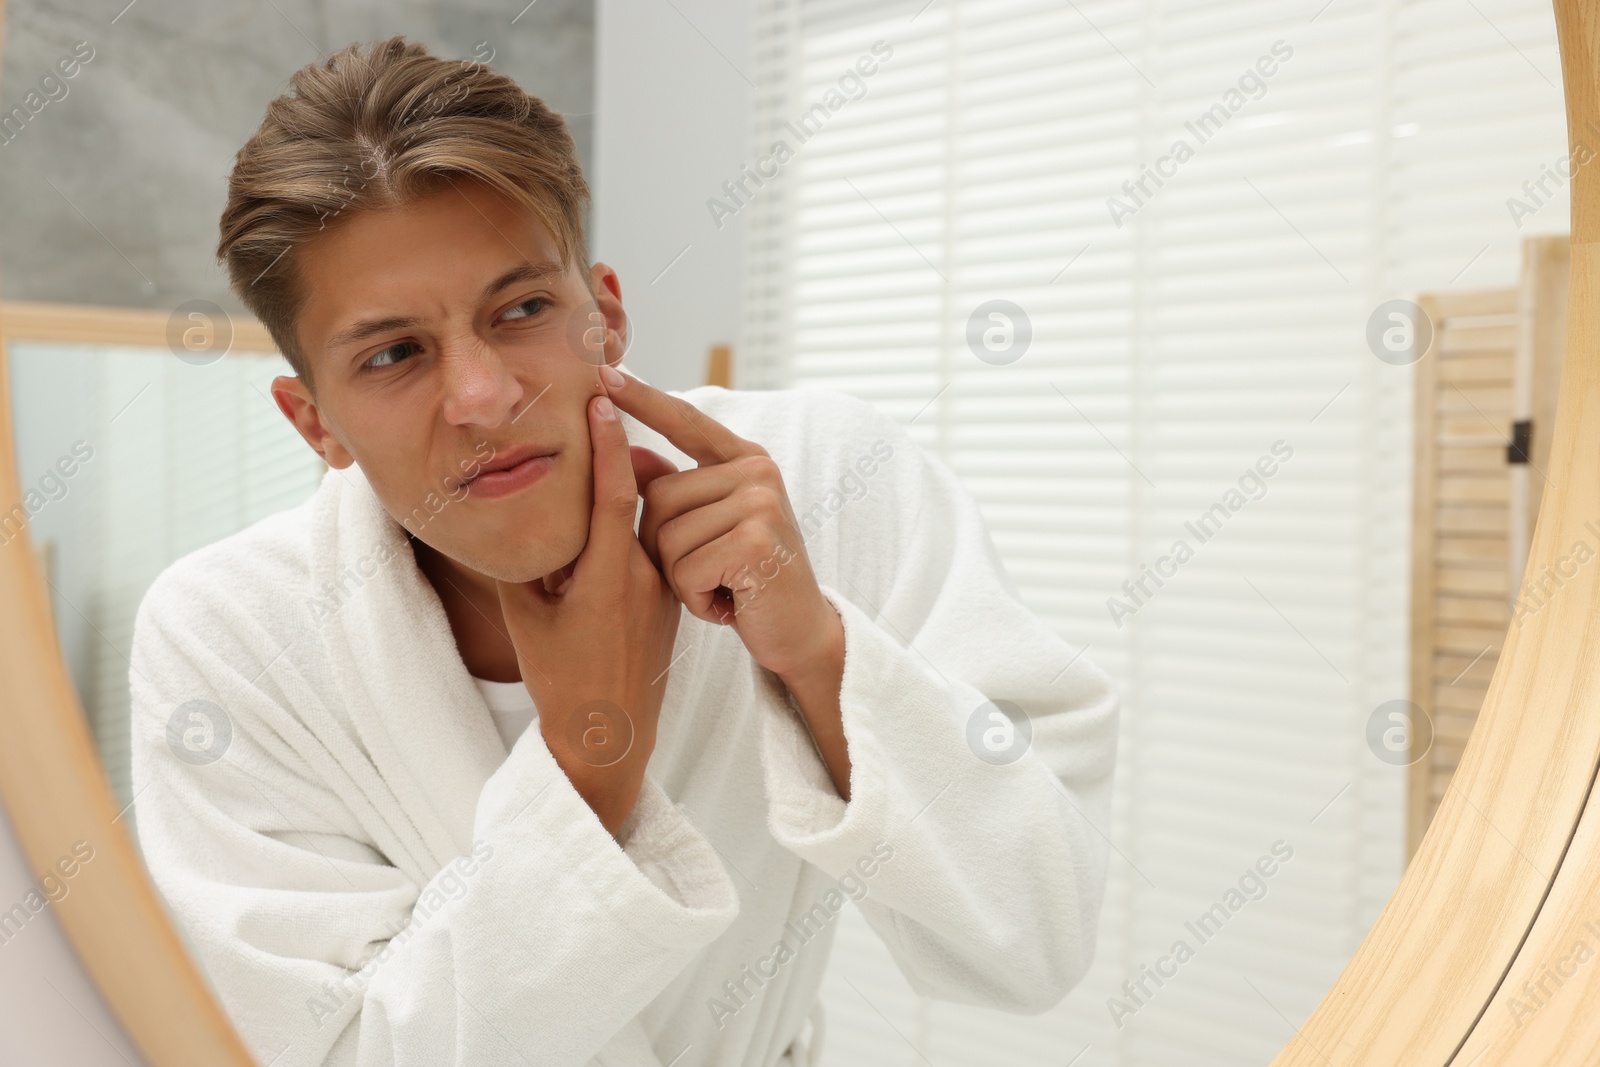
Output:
[271, 376, 355, 469]
[586, 262, 630, 368]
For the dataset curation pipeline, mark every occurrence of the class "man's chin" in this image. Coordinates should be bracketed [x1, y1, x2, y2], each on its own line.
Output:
[423, 530, 585, 588]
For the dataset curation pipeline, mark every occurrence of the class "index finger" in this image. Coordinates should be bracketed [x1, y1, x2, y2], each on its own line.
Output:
[574, 391, 642, 589]
[600, 366, 761, 469]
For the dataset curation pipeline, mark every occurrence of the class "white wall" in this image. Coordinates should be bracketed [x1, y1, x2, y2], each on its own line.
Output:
[0, 801, 144, 1064]
[592, 0, 754, 392]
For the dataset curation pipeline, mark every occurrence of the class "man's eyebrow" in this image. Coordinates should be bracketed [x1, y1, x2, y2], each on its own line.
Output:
[477, 260, 566, 305]
[326, 260, 567, 356]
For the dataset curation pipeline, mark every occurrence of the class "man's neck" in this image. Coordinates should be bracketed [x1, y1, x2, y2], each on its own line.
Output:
[409, 536, 523, 683]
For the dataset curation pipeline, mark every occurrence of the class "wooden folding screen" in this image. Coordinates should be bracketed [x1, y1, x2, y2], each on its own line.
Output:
[1408, 235, 1570, 859]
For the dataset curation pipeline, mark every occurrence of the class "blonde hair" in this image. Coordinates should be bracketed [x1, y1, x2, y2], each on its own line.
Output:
[216, 35, 590, 390]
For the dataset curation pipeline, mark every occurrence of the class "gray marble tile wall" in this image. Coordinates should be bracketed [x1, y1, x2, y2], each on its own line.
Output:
[0, 0, 595, 318]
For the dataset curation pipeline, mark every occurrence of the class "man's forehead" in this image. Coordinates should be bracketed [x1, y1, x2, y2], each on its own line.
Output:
[305, 183, 564, 290]
[300, 221, 569, 336]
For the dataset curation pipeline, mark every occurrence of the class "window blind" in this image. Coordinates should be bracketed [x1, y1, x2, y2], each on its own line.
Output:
[736, 0, 1566, 1062]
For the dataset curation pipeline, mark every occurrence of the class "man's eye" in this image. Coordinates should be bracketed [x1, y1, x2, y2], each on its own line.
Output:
[501, 296, 546, 323]
[362, 342, 416, 372]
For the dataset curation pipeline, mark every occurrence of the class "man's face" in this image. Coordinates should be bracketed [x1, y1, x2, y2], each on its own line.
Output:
[273, 177, 623, 584]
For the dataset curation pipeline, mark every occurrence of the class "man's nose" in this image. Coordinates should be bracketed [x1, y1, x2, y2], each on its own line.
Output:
[438, 341, 524, 427]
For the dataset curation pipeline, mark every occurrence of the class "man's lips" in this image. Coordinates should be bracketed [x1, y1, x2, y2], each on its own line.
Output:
[454, 444, 560, 498]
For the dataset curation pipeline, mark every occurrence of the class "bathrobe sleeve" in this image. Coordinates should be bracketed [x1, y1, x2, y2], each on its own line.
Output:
[756, 390, 1120, 1014]
[128, 576, 740, 1067]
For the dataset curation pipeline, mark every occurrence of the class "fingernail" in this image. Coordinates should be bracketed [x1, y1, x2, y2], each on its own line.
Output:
[600, 365, 625, 390]
[595, 396, 616, 420]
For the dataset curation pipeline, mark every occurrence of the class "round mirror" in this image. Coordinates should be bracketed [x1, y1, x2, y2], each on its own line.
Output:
[4, 2, 1600, 1065]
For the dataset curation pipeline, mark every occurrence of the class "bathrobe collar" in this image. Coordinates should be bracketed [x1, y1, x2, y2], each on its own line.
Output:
[308, 462, 507, 879]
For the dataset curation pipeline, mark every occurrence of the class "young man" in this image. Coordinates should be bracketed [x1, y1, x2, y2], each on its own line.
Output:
[129, 36, 1119, 1067]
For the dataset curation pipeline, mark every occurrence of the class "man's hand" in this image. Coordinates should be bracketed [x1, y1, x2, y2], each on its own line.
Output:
[496, 392, 683, 837]
[599, 366, 852, 800]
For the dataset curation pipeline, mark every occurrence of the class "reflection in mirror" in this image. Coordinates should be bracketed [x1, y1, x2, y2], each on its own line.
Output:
[0, 0, 1580, 1065]
[8, 338, 322, 815]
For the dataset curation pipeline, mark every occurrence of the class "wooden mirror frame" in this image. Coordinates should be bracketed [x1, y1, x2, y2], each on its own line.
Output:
[1267, 3, 1600, 1062]
[0, 301, 276, 1062]
[3, 2, 1599, 1064]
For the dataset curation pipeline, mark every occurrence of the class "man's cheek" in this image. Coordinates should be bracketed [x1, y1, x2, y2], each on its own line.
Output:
[458, 440, 495, 485]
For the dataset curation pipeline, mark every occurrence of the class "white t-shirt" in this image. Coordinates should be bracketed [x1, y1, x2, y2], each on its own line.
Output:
[470, 676, 537, 750]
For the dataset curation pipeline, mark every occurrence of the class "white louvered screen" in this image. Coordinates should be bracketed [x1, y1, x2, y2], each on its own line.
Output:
[7, 343, 324, 824]
[737, 1, 1567, 1063]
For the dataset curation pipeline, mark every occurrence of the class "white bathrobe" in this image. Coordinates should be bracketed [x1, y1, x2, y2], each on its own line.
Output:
[127, 383, 1119, 1067]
